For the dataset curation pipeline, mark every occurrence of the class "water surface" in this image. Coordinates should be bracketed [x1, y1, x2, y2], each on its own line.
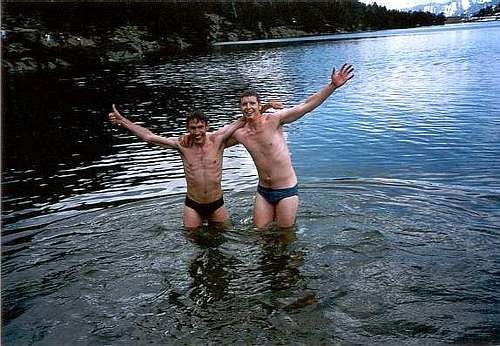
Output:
[2, 22, 500, 345]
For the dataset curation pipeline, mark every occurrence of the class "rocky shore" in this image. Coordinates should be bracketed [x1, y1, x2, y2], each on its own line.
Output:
[3, 21, 184, 74]
[2, 12, 314, 74]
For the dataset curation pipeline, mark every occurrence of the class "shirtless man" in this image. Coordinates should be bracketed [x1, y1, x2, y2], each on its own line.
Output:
[231, 63, 354, 229]
[108, 103, 281, 230]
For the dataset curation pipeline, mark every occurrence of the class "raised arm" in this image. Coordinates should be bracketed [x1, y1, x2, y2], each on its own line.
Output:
[277, 63, 354, 125]
[108, 104, 179, 149]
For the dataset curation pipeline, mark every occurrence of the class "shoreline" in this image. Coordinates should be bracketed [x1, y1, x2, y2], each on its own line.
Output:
[5, 20, 498, 74]
[212, 21, 499, 47]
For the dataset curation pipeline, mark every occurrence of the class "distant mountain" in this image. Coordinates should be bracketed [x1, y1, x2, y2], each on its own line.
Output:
[408, 0, 500, 16]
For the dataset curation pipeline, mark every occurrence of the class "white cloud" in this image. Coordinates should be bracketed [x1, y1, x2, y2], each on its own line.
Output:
[359, 0, 450, 10]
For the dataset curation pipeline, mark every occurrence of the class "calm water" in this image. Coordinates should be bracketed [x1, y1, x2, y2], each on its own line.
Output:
[2, 22, 500, 345]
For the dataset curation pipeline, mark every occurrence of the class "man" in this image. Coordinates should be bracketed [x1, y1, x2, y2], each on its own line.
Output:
[108, 102, 282, 230]
[230, 63, 354, 229]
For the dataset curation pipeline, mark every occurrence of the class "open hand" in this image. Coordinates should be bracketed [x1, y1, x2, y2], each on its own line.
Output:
[331, 64, 354, 88]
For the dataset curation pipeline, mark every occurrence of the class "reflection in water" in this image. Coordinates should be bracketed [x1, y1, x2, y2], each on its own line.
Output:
[186, 225, 232, 306]
[1, 182, 499, 344]
[186, 223, 229, 248]
[179, 223, 326, 344]
[188, 248, 234, 304]
[258, 227, 304, 292]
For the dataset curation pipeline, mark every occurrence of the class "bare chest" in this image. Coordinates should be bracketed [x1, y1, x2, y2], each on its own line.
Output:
[181, 142, 222, 169]
[237, 123, 284, 153]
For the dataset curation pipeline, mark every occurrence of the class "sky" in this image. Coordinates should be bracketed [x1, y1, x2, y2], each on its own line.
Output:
[359, 0, 450, 10]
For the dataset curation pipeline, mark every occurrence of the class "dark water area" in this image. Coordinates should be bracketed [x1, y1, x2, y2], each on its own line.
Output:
[2, 22, 500, 344]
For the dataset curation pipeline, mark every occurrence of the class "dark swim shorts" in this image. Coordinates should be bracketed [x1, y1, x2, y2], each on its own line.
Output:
[185, 196, 224, 219]
[257, 184, 299, 205]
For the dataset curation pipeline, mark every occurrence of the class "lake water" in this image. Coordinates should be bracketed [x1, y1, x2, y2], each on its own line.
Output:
[2, 22, 500, 345]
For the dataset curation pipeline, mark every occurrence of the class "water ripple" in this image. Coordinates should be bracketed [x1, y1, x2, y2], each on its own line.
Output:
[3, 22, 500, 345]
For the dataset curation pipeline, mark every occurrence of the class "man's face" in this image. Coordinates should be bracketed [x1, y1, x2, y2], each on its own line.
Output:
[187, 119, 207, 145]
[240, 96, 260, 117]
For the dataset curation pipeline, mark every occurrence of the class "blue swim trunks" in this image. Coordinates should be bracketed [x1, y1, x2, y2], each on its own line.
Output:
[257, 184, 299, 205]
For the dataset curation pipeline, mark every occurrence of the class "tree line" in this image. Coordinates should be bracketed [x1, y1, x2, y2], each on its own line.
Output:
[217, 1, 445, 32]
[3, 1, 446, 46]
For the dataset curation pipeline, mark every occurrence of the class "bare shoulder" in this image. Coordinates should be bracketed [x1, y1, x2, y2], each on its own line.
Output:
[264, 113, 282, 128]
[211, 127, 229, 138]
[207, 131, 222, 143]
[232, 125, 246, 137]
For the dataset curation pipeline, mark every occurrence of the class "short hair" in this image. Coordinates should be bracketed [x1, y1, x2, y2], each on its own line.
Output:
[239, 89, 261, 104]
[185, 109, 207, 127]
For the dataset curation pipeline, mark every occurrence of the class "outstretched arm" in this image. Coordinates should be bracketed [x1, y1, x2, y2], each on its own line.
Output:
[277, 63, 354, 125]
[108, 104, 179, 149]
[215, 117, 246, 143]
